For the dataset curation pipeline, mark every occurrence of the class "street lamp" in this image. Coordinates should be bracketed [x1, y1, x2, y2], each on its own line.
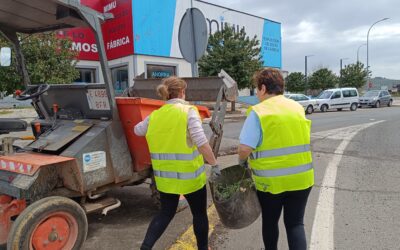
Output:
[357, 43, 366, 63]
[366, 17, 389, 90]
[340, 58, 349, 87]
[304, 55, 314, 95]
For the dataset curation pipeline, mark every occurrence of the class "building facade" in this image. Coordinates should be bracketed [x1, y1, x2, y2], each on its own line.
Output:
[63, 0, 282, 95]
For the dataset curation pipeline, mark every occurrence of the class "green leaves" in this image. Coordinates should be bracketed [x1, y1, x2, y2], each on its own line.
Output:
[308, 68, 338, 90]
[340, 62, 368, 88]
[286, 62, 368, 95]
[0, 33, 79, 95]
[285, 72, 305, 92]
[199, 24, 263, 90]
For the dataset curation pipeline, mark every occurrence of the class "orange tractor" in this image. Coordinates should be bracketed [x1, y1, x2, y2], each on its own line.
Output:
[0, 1, 237, 249]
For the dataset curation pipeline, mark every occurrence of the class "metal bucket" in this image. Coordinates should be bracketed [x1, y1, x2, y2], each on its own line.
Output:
[209, 165, 261, 229]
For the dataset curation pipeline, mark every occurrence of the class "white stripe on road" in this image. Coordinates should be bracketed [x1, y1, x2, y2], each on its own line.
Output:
[309, 121, 385, 250]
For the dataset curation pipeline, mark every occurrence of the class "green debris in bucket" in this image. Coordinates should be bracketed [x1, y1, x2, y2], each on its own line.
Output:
[214, 178, 255, 201]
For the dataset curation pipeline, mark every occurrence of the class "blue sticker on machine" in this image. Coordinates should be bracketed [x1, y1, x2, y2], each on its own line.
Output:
[261, 20, 282, 68]
[84, 154, 91, 163]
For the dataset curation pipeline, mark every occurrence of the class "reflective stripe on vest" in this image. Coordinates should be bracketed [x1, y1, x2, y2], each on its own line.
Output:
[151, 150, 200, 161]
[252, 163, 313, 177]
[251, 144, 311, 159]
[153, 165, 205, 180]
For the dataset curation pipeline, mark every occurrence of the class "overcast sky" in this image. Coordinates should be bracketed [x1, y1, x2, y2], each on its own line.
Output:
[210, 0, 400, 79]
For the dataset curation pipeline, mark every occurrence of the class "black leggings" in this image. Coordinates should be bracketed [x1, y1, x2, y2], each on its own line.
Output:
[257, 187, 312, 250]
[141, 186, 208, 250]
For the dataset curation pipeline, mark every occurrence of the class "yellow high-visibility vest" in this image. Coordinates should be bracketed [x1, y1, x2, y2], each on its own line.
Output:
[248, 95, 314, 194]
[146, 103, 206, 195]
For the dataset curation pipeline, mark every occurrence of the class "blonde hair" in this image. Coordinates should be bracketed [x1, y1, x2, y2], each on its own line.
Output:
[156, 76, 187, 100]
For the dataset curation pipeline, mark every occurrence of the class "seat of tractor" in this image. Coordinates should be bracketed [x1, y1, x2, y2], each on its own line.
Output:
[0, 118, 28, 134]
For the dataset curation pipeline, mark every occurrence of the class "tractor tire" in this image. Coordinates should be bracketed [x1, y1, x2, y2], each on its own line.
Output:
[7, 196, 87, 250]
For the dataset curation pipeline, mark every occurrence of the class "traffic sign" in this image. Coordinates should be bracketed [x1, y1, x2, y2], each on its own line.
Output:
[178, 8, 208, 76]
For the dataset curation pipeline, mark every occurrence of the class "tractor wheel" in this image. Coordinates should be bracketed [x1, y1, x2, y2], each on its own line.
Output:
[7, 196, 87, 250]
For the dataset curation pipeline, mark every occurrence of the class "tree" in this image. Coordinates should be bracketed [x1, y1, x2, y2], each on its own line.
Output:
[285, 72, 305, 93]
[340, 62, 368, 88]
[0, 33, 79, 95]
[308, 68, 338, 91]
[199, 24, 263, 90]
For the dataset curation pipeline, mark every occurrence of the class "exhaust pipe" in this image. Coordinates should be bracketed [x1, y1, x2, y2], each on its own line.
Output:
[102, 199, 121, 216]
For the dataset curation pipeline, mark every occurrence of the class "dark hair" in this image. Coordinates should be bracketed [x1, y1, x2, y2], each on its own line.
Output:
[156, 76, 187, 100]
[253, 68, 284, 95]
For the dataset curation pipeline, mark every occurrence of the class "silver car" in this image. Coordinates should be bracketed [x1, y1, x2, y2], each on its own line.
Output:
[359, 90, 393, 108]
[284, 94, 317, 114]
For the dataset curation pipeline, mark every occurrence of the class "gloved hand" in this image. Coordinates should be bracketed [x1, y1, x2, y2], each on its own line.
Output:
[239, 158, 249, 169]
[210, 164, 221, 178]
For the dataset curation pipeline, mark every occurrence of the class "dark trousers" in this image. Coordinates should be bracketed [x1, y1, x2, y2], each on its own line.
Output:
[141, 185, 209, 250]
[257, 187, 312, 250]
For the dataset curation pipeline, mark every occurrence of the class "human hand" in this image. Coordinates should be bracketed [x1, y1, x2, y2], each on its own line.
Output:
[239, 158, 249, 169]
[210, 164, 221, 178]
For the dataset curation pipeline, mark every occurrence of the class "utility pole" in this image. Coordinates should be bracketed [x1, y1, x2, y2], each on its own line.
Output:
[357, 43, 366, 63]
[366, 18, 389, 90]
[340, 58, 348, 86]
[304, 55, 314, 95]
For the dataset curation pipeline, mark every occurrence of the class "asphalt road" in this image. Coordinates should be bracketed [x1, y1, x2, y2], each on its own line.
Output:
[209, 106, 400, 250]
[2, 106, 400, 249]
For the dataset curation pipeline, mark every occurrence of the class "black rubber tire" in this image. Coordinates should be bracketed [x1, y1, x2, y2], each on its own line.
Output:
[388, 100, 393, 107]
[350, 103, 358, 111]
[320, 105, 328, 112]
[306, 105, 314, 114]
[337, 108, 343, 111]
[7, 196, 87, 250]
[374, 101, 380, 108]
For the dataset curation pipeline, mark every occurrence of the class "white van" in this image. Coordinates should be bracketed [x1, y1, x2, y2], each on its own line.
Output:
[315, 88, 359, 112]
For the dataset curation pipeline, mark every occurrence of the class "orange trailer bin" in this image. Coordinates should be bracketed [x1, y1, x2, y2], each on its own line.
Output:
[116, 97, 211, 171]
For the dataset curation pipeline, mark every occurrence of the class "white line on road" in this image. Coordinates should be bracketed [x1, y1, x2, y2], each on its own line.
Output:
[309, 121, 385, 250]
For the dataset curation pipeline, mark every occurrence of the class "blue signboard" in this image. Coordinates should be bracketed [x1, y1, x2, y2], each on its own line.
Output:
[132, 0, 177, 56]
[261, 20, 282, 68]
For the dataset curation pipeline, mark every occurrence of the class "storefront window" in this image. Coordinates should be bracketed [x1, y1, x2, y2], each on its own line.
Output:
[146, 64, 176, 79]
[74, 68, 96, 83]
[111, 66, 129, 96]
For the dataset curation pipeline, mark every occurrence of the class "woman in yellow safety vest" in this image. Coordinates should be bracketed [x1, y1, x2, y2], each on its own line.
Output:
[238, 68, 314, 250]
[135, 76, 219, 250]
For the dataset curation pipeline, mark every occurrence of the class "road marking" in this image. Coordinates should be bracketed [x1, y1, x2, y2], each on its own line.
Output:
[309, 121, 385, 250]
[169, 204, 218, 250]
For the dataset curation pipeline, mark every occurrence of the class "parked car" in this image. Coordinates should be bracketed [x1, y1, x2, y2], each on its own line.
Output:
[284, 93, 317, 114]
[359, 90, 393, 108]
[315, 88, 359, 112]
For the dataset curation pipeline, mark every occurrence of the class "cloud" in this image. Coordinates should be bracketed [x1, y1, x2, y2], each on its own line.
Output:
[207, 0, 400, 79]
[284, 21, 325, 43]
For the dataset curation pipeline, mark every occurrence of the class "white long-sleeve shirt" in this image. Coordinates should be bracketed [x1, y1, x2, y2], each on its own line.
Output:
[134, 98, 208, 148]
